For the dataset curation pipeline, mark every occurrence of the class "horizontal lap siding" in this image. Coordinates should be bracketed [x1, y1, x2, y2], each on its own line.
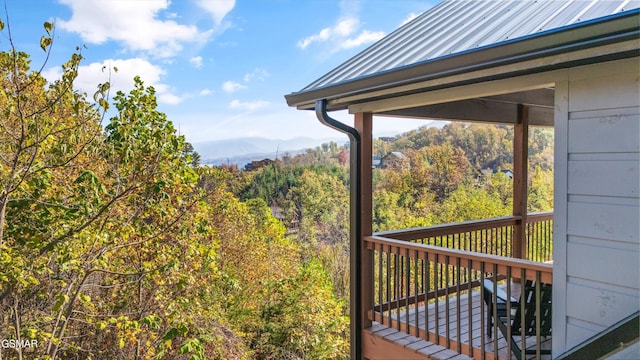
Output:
[567, 238, 639, 289]
[564, 58, 640, 348]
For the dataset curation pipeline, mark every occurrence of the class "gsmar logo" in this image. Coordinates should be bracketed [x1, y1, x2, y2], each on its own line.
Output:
[0, 339, 38, 349]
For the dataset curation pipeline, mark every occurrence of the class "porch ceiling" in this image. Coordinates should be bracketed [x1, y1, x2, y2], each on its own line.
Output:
[376, 88, 555, 126]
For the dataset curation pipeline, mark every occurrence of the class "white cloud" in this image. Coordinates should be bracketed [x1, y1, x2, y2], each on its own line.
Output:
[229, 99, 269, 111]
[222, 80, 247, 93]
[243, 68, 269, 83]
[42, 58, 182, 105]
[401, 12, 420, 26]
[195, 0, 235, 25]
[57, 0, 211, 58]
[334, 18, 359, 36]
[298, 18, 359, 49]
[340, 30, 385, 50]
[297, 28, 330, 49]
[158, 93, 183, 105]
[199, 88, 213, 96]
[220, 68, 268, 94]
[190, 56, 203, 68]
[297, 17, 383, 51]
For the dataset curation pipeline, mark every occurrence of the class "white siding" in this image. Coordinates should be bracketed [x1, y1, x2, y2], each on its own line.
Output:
[554, 57, 640, 354]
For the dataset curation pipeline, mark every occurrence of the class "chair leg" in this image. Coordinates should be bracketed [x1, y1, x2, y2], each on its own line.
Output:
[487, 303, 493, 338]
[498, 320, 523, 360]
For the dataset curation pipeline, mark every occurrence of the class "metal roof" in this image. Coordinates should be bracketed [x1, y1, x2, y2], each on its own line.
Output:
[294, 0, 639, 96]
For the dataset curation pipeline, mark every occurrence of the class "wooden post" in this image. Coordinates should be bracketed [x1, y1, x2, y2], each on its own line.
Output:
[513, 105, 529, 259]
[355, 112, 373, 334]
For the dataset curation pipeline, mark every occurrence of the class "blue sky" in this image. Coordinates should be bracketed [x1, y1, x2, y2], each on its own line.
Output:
[3, 0, 439, 146]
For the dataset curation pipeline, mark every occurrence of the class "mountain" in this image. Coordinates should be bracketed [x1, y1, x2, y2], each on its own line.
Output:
[193, 137, 345, 166]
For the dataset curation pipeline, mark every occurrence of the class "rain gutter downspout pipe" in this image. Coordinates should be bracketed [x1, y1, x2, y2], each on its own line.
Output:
[315, 99, 363, 359]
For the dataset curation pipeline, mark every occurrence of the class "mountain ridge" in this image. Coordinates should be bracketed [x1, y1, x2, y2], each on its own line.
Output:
[193, 136, 346, 166]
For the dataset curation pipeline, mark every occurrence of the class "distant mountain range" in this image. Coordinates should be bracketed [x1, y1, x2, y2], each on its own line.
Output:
[193, 137, 346, 166]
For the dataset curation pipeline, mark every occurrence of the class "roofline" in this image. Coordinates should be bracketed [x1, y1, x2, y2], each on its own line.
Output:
[285, 9, 640, 110]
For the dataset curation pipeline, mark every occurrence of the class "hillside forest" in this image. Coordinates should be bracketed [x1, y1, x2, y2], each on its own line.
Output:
[0, 22, 553, 359]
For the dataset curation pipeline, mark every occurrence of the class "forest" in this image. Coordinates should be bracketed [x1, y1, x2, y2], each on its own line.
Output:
[0, 22, 553, 359]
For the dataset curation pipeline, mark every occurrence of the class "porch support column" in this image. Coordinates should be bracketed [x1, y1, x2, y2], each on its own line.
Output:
[513, 104, 529, 259]
[354, 112, 373, 358]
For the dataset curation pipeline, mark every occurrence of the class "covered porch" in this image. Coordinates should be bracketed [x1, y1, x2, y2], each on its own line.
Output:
[309, 56, 558, 360]
[343, 78, 556, 360]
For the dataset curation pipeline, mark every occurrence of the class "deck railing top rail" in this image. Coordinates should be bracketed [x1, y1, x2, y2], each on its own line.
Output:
[365, 235, 553, 284]
[374, 211, 553, 242]
[372, 211, 554, 263]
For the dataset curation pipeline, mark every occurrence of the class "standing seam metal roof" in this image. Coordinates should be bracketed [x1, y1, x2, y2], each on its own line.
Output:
[301, 0, 639, 92]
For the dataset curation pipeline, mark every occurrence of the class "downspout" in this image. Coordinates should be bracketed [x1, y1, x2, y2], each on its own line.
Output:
[315, 99, 363, 359]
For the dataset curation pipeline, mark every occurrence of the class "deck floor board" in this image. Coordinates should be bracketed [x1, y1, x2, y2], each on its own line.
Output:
[375, 288, 552, 360]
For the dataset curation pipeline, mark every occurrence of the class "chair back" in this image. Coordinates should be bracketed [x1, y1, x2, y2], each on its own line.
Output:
[511, 280, 552, 336]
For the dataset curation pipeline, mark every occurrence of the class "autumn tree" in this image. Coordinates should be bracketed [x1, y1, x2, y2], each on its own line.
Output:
[0, 21, 230, 358]
[255, 259, 348, 359]
[424, 143, 470, 202]
[1, 18, 357, 360]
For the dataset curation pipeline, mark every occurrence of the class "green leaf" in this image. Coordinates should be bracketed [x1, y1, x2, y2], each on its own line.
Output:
[79, 293, 91, 304]
[53, 294, 69, 312]
[0, 19, 4, 31]
[163, 325, 188, 341]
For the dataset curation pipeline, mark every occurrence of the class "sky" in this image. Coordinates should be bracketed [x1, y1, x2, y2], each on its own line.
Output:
[3, 0, 440, 148]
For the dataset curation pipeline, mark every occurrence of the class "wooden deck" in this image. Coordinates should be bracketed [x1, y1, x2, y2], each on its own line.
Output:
[370, 288, 552, 360]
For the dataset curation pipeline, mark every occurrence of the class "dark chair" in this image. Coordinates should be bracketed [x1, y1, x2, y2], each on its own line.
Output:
[483, 279, 552, 360]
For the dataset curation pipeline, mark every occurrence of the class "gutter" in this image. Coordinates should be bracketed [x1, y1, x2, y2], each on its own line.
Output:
[315, 99, 363, 359]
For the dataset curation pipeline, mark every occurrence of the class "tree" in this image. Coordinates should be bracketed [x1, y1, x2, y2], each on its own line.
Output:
[1, 19, 355, 360]
[528, 166, 554, 212]
[0, 31, 224, 356]
[255, 259, 349, 359]
[293, 169, 349, 248]
[425, 143, 470, 202]
[435, 183, 510, 223]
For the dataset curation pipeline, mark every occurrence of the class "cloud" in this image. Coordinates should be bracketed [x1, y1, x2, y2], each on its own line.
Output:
[334, 18, 359, 36]
[222, 80, 247, 93]
[401, 12, 420, 26]
[199, 88, 213, 96]
[190, 56, 203, 68]
[297, 18, 358, 49]
[42, 58, 182, 105]
[195, 0, 235, 25]
[222, 69, 268, 94]
[243, 68, 269, 83]
[297, 17, 384, 51]
[229, 99, 270, 111]
[158, 93, 183, 105]
[339, 30, 385, 49]
[57, 0, 211, 58]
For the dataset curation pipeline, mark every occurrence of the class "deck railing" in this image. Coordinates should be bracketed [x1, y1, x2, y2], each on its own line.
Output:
[375, 211, 553, 262]
[525, 212, 553, 263]
[365, 212, 553, 360]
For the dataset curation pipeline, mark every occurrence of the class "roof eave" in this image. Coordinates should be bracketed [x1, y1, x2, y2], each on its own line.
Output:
[284, 9, 640, 111]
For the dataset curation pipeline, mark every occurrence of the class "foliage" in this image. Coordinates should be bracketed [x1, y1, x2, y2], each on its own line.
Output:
[253, 259, 348, 359]
[0, 22, 348, 360]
